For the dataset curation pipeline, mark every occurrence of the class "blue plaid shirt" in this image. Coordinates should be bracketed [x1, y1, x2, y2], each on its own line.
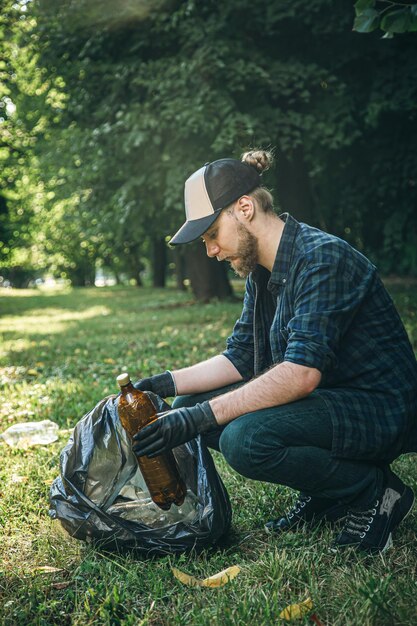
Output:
[223, 214, 417, 461]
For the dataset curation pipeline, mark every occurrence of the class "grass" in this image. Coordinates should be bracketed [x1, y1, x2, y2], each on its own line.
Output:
[0, 282, 416, 626]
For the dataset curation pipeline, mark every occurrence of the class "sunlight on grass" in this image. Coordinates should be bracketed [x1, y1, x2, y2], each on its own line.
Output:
[0, 286, 72, 298]
[0, 337, 33, 358]
[0, 305, 112, 334]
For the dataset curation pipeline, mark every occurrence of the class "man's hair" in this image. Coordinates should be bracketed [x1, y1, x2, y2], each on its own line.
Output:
[230, 148, 275, 214]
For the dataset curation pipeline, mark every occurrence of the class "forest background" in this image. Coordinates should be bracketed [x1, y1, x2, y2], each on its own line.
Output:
[1, 0, 417, 301]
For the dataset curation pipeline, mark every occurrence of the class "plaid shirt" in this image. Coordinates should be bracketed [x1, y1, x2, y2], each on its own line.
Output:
[223, 213, 417, 461]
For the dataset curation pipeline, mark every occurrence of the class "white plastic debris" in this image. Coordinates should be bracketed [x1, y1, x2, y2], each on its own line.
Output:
[0, 420, 60, 448]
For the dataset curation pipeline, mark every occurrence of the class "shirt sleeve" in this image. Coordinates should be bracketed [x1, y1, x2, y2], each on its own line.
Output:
[284, 260, 373, 373]
[222, 278, 255, 380]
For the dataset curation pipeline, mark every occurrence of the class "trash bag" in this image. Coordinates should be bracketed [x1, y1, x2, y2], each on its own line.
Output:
[49, 393, 232, 556]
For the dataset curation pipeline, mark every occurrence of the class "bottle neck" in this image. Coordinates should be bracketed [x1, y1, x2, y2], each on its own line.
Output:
[120, 380, 135, 394]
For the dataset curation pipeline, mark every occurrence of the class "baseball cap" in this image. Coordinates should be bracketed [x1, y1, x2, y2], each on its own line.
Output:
[170, 158, 261, 245]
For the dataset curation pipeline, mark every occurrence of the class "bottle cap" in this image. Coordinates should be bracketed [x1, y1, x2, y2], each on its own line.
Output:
[116, 373, 130, 387]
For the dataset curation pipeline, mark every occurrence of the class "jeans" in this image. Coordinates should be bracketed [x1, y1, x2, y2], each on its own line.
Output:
[172, 385, 385, 508]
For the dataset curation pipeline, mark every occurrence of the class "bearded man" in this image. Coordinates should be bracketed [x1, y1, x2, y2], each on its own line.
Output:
[132, 150, 417, 554]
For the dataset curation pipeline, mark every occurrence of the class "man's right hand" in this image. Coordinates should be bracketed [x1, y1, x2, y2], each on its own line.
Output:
[133, 371, 176, 398]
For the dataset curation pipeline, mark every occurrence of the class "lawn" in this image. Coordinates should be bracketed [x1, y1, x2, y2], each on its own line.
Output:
[0, 283, 416, 626]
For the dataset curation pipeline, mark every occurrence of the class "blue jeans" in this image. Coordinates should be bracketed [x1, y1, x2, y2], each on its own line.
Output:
[172, 385, 384, 507]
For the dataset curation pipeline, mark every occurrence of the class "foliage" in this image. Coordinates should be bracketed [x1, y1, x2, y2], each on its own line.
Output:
[1, 0, 417, 283]
[0, 283, 416, 624]
[353, 1, 417, 36]
[0, 0, 37, 284]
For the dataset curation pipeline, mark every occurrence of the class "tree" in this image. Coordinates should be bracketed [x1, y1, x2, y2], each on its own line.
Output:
[2, 0, 417, 290]
[0, 0, 42, 286]
[26, 0, 359, 294]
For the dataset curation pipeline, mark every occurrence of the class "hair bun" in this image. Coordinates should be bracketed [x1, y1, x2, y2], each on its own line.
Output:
[241, 149, 273, 173]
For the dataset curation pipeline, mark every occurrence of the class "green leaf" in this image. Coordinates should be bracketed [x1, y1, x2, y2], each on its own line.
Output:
[353, 8, 380, 33]
[354, 0, 376, 15]
[380, 8, 411, 33]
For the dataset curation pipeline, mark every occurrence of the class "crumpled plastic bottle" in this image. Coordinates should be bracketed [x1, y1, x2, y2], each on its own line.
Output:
[0, 420, 60, 449]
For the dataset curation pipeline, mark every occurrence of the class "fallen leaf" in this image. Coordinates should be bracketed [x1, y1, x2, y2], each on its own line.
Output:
[51, 582, 71, 590]
[103, 358, 115, 364]
[279, 598, 314, 621]
[33, 566, 64, 574]
[27, 369, 39, 376]
[172, 565, 240, 588]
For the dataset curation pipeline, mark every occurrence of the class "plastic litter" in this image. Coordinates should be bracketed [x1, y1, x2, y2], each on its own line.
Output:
[49, 392, 232, 556]
[1, 419, 60, 448]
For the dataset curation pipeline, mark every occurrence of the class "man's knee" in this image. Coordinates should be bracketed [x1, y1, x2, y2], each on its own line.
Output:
[219, 421, 249, 475]
[219, 416, 284, 480]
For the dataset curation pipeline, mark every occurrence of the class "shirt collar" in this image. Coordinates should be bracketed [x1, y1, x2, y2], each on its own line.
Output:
[251, 213, 299, 292]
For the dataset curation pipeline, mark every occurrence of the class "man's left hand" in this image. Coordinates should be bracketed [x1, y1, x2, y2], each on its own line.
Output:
[132, 401, 217, 457]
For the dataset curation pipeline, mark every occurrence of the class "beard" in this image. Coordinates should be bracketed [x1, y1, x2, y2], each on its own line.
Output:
[229, 222, 259, 278]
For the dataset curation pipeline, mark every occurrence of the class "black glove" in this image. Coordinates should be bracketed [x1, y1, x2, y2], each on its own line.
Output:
[132, 401, 217, 457]
[133, 370, 176, 398]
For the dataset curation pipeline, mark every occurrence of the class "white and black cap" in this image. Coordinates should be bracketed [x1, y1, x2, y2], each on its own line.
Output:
[170, 158, 261, 245]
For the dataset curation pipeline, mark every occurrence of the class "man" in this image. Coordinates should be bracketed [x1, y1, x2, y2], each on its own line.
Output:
[132, 151, 417, 553]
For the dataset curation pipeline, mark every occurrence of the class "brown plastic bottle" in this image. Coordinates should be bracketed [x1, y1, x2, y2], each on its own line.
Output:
[116, 373, 186, 511]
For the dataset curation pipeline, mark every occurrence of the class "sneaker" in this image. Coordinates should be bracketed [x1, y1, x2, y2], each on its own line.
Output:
[334, 470, 415, 553]
[264, 493, 347, 534]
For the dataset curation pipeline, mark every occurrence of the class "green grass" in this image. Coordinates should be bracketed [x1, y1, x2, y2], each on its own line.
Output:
[0, 283, 416, 626]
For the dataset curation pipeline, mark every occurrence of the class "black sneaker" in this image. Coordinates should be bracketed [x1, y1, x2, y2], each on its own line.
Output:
[264, 493, 347, 534]
[334, 470, 415, 553]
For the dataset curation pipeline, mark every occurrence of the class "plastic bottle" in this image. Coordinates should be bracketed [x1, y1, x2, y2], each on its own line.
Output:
[116, 373, 186, 511]
[0, 420, 59, 449]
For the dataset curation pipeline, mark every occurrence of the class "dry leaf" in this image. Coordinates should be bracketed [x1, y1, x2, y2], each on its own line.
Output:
[279, 597, 314, 621]
[51, 582, 71, 590]
[33, 566, 64, 574]
[172, 565, 240, 588]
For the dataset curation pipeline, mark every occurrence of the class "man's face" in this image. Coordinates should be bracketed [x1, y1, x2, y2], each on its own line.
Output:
[201, 207, 259, 278]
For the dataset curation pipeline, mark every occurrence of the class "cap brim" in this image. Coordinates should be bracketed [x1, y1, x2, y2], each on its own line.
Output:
[169, 210, 222, 245]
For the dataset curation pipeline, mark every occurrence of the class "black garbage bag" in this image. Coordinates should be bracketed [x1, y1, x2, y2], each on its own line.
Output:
[49, 393, 232, 556]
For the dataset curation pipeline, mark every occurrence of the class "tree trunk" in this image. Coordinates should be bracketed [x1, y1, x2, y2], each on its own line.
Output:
[126, 246, 144, 286]
[132, 265, 143, 286]
[69, 261, 95, 286]
[152, 236, 167, 287]
[184, 242, 234, 302]
[275, 144, 314, 225]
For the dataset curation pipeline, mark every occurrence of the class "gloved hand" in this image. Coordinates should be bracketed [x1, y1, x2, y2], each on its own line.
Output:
[133, 370, 176, 398]
[132, 401, 217, 457]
